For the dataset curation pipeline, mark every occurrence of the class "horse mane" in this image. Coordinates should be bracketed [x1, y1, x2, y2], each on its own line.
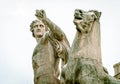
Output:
[71, 17, 102, 64]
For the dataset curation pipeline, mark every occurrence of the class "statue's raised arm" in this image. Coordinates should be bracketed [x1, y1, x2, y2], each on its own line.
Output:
[35, 9, 65, 41]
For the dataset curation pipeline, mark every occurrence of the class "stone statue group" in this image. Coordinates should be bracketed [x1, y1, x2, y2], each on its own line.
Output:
[30, 9, 120, 84]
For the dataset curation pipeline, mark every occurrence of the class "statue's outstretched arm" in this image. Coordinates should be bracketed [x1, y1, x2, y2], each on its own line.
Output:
[35, 9, 65, 41]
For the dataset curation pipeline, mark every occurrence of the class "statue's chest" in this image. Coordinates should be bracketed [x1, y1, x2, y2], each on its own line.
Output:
[32, 40, 54, 63]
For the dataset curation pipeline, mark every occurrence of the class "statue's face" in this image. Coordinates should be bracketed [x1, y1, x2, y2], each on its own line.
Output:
[33, 21, 46, 38]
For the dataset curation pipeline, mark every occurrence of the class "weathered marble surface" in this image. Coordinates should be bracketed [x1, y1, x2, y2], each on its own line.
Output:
[30, 10, 70, 84]
[61, 9, 120, 84]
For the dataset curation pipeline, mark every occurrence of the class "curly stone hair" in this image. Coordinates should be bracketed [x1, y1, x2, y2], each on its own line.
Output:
[30, 20, 48, 37]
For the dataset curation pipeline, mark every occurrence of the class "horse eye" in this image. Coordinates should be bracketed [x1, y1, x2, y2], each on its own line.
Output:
[79, 10, 83, 13]
[91, 14, 94, 18]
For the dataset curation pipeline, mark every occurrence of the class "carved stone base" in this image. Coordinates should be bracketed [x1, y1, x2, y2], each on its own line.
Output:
[61, 58, 120, 84]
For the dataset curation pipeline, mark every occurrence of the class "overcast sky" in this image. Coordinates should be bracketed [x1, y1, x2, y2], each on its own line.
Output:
[0, 0, 120, 84]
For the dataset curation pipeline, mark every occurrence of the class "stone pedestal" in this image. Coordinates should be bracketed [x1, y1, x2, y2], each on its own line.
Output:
[114, 62, 120, 79]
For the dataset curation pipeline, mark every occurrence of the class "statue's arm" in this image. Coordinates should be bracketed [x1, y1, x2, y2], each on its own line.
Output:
[43, 18, 65, 41]
[35, 9, 65, 41]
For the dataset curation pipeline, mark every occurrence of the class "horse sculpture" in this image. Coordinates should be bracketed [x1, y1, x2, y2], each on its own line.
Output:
[61, 9, 120, 84]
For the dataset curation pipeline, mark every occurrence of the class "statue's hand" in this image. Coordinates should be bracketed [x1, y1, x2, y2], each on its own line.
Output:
[35, 9, 47, 20]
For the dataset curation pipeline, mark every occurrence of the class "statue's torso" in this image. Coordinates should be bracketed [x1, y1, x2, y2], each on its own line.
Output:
[32, 33, 55, 78]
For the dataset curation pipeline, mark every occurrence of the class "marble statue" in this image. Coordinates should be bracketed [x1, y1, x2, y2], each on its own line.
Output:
[30, 9, 70, 84]
[61, 9, 120, 84]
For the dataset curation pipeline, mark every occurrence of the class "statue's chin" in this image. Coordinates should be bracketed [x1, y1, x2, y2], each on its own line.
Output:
[36, 34, 43, 38]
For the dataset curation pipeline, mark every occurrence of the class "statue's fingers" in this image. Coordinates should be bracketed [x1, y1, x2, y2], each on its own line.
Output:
[40, 10, 46, 17]
[40, 9, 45, 14]
[35, 10, 40, 17]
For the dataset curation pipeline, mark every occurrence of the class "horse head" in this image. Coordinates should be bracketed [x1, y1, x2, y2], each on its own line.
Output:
[73, 9, 101, 33]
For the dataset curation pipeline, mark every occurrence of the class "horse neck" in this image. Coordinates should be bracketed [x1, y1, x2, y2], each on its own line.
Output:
[71, 20, 102, 64]
[88, 20, 102, 64]
[89, 20, 101, 47]
[74, 20, 101, 49]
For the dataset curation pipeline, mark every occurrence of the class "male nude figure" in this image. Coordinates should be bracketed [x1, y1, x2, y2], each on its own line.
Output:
[30, 10, 70, 84]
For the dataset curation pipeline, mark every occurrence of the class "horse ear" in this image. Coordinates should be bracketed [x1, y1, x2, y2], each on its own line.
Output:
[97, 11, 101, 19]
[89, 10, 102, 20]
[94, 11, 102, 20]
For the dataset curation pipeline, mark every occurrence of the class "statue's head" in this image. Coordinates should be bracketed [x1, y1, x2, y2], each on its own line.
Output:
[30, 20, 48, 38]
[73, 9, 101, 33]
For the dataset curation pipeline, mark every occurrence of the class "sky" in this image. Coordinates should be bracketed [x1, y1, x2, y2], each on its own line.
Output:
[0, 0, 120, 84]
